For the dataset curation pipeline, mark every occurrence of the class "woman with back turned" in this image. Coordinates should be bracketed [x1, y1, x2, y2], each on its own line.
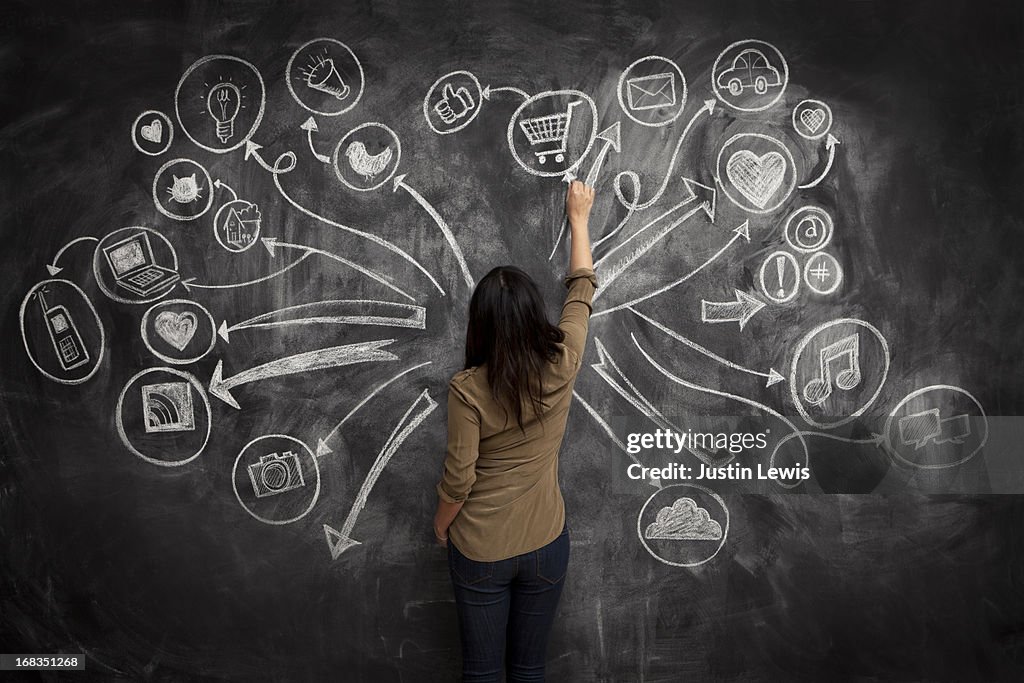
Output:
[433, 180, 597, 682]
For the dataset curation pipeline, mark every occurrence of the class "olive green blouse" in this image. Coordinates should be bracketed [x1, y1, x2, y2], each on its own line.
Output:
[436, 267, 598, 561]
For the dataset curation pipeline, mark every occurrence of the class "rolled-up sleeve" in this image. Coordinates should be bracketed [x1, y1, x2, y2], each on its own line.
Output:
[436, 379, 481, 503]
[559, 266, 598, 365]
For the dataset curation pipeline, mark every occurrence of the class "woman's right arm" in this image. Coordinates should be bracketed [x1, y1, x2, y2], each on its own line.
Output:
[559, 181, 598, 363]
[567, 180, 594, 272]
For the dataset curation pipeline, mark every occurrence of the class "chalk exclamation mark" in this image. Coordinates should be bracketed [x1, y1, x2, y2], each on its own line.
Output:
[775, 255, 786, 298]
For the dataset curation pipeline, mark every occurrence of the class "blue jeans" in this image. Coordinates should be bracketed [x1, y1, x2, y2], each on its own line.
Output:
[448, 524, 570, 682]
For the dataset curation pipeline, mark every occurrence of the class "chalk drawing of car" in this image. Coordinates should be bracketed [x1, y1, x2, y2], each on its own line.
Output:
[717, 48, 782, 96]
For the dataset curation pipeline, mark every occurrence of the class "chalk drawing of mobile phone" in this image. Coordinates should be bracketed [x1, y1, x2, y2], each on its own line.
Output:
[37, 289, 89, 371]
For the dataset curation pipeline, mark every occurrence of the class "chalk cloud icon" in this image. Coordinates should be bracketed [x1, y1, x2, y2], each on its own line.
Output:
[645, 497, 723, 541]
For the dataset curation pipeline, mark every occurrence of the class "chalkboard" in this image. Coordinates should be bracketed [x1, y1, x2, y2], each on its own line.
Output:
[3, 0, 1024, 680]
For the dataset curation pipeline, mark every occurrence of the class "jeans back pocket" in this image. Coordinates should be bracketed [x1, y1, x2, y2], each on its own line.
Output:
[536, 527, 570, 584]
[449, 542, 494, 586]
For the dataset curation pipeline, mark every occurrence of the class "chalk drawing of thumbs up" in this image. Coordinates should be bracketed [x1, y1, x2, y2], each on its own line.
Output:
[434, 83, 475, 124]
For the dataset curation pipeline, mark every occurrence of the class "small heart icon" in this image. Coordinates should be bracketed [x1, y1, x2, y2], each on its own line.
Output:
[726, 150, 786, 209]
[799, 108, 826, 133]
[140, 119, 163, 144]
[154, 310, 197, 351]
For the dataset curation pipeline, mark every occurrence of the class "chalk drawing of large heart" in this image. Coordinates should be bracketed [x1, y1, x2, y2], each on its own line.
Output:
[726, 150, 787, 209]
[799, 108, 826, 133]
[155, 311, 197, 351]
[140, 119, 163, 144]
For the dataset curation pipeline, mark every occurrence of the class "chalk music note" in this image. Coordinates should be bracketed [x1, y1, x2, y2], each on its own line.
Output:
[802, 333, 861, 406]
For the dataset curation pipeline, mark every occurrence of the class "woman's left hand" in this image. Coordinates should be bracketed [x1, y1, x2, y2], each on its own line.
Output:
[433, 526, 448, 548]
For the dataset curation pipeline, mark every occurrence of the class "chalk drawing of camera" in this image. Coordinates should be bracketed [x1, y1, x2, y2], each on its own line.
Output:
[248, 451, 306, 498]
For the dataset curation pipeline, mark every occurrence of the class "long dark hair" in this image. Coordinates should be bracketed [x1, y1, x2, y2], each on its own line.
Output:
[465, 266, 565, 432]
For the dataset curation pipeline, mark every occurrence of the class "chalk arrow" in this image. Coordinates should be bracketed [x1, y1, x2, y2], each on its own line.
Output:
[584, 122, 622, 186]
[594, 220, 750, 318]
[799, 133, 840, 189]
[628, 307, 784, 387]
[324, 388, 438, 558]
[209, 339, 399, 409]
[46, 235, 99, 275]
[593, 178, 716, 296]
[700, 289, 766, 330]
[571, 390, 660, 488]
[218, 300, 426, 343]
[261, 237, 415, 303]
[181, 252, 313, 293]
[212, 178, 238, 201]
[300, 117, 331, 164]
[482, 85, 529, 101]
[245, 141, 296, 174]
[392, 175, 474, 289]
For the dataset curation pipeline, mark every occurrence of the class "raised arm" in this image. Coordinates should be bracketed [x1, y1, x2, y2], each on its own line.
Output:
[559, 180, 598, 363]
[567, 180, 594, 272]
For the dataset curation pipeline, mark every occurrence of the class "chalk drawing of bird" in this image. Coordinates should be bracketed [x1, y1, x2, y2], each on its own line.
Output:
[344, 141, 393, 181]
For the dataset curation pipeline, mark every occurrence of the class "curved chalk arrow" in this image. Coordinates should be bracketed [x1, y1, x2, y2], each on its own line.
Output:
[218, 299, 426, 343]
[181, 251, 314, 292]
[213, 178, 238, 201]
[47, 236, 99, 276]
[300, 117, 331, 164]
[261, 237, 415, 303]
[482, 85, 530, 101]
[571, 390, 660, 488]
[244, 141, 296, 174]
[324, 388, 438, 558]
[594, 220, 750, 318]
[798, 133, 840, 189]
[700, 289, 766, 331]
[272, 172, 445, 296]
[630, 332, 810, 490]
[628, 307, 784, 387]
[209, 339, 400, 409]
[584, 122, 622, 187]
[392, 174, 474, 289]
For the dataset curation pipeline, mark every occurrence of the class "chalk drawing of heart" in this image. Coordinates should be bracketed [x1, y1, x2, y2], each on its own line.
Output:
[154, 311, 197, 351]
[140, 119, 163, 144]
[726, 150, 787, 209]
[800, 108, 826, 133]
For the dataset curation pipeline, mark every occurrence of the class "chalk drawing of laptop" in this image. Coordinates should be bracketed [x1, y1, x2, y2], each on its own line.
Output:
[102, 232, 180, 296]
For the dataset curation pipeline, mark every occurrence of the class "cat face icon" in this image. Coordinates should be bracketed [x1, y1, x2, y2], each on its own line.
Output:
[167, 174, 202, 204]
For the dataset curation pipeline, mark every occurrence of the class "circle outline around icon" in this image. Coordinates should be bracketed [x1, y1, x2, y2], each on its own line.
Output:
[285, 37, 365, 117]
[506, 89, 598, 178]
[92, 226, 181, 305]
[759, 250, 800, 303]
[884, 385, 988, 470]
[140, 299, 217, 366]
[152, 158, 214, 221]
[212, 199, 261, 252]
[332, 122, 402, 192]
[784, 206, 834, 253]
[615, 55, 688, 128]
[803, 252, 843, 295]
[792, 99, 833, 140]
[19, 278, 106, 385]
[637, 483, 730, 568]
[715, 132, 797, 215]
[788, 318, 890, 430]
[423, 70, 484, 135]
[232, 434, 322, 525]
[115, 367, 212, 467]
[174, 54, 266, 154]
[131, 110, 174, 156]
[711, 39, 789, 113]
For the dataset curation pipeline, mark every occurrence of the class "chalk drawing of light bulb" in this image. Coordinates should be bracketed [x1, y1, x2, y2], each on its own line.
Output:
[207, 82, 241, 143]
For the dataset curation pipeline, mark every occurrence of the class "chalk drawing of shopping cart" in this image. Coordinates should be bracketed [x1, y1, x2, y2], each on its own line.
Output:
[518, 100, 583, 164]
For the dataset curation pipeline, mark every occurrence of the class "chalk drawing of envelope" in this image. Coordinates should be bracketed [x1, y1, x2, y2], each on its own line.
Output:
[626, 72, 676, 111]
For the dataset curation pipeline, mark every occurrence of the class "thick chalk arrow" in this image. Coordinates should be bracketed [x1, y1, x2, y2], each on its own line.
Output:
[482, 85, 529, 101]
[245, 141, 297, 174]
[571, 390, 660, 488]
[613, 99, 715, 212]
[594, 220, 750, 318]
[218, 300, 426, 343]
[300, 117, 331, 164]
[317, 361, 432, 456]
[392, 174, 474, 289]
[628, 307, 784, 387]
[181, 252, 313, 292]
[212, 178, 238, 201]
[272, 173, 445, 296]
[46, 236, 99, 275]
[324, 388, 438, 558]
[261, 237, 415, 303]
[209, 339, 400, 409]
[799, 133, 840, 189]
[593, 178, 716, 296]
[700, 289, 767, 330]
[584, 122, 622, 186]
